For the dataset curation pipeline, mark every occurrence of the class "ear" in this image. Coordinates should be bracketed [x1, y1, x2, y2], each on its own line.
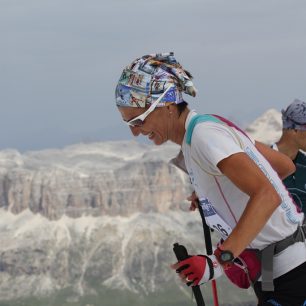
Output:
[167, 105, 173, 114]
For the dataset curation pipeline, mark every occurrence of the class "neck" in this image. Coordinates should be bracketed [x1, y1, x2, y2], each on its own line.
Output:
[168, 107, 190, 145]
[276, 130, 299, 160]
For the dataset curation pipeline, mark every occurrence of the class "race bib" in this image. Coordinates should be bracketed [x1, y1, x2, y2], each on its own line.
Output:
[199, 197, 232, 239]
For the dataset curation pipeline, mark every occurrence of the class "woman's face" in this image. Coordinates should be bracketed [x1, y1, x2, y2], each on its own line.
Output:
[118, 106, 170, 145]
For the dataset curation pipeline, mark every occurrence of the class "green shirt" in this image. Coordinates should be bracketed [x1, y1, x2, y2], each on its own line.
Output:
[283, 150, 306, 214]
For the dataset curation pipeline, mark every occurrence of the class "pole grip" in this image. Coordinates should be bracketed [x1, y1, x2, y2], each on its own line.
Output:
[173, 243, 205, 306]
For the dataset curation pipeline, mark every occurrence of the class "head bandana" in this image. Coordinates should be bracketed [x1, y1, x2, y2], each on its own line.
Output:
[115, 52, 197, 108]
[282, 99, 306, 130]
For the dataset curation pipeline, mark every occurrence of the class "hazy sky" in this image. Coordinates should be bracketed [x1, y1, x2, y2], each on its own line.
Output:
[1, 0, 306, 151]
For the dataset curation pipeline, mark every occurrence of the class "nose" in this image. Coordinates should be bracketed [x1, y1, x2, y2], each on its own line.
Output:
[129, 125, 141, 136]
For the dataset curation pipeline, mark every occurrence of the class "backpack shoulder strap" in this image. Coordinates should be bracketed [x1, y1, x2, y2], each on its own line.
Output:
[185, 114, 227, 176]
[186, 114, 221, 145]
[186, 113, 245, 150]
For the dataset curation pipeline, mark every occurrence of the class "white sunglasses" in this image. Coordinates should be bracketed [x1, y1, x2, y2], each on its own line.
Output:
[125, 85, 173, 127]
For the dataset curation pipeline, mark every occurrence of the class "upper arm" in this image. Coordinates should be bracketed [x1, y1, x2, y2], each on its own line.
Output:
[217, 152, 280, 198]
[192, 123, 244, 175]
[255, 141, 295, 179]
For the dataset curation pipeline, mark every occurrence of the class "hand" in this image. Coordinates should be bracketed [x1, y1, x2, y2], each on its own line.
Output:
[187, 191, 199, 211]
[171, 254, 223, 286]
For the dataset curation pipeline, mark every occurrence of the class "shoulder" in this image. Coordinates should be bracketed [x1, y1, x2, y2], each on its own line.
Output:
[189, 121, 245, 170]
[191, 121, 241, 145]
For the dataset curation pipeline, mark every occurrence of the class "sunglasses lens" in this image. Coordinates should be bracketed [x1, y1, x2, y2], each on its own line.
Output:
[128, 119, 144, 127]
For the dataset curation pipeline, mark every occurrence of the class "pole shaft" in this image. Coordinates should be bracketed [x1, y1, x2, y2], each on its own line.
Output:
[198, 203, 220, 306]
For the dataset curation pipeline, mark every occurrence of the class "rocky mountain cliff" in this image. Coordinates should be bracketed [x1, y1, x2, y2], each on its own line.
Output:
[0, 110, 281, 305]
[0, 141, 189, 219]
[0, 141, 197, 302]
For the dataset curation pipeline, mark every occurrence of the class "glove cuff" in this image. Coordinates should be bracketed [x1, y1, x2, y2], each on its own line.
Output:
[203, 255, 214, 280]
[201, 255, 223, 283]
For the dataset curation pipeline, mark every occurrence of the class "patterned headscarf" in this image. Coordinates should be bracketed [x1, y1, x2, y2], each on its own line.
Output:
[282, 99, 306, 130]
[115, 52, 197, 108]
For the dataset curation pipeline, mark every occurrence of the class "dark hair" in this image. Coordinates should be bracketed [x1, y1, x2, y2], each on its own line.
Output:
[177, 101, 188, 116]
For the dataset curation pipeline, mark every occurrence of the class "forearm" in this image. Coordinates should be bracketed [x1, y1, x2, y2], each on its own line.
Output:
[220, 188, 281, 257]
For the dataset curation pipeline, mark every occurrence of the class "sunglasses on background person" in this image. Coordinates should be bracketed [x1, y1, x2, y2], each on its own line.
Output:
[125, 85, 174, 127]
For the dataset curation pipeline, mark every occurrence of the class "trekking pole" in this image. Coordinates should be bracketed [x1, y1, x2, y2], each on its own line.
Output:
[198, 203, 220, 306]
[173, 243, 205, 306]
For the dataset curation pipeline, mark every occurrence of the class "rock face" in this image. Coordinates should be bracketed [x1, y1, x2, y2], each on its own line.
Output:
[0, 142, 189, 219]
[0, 209, 208, 300]
[0, 109, 279, 303]
[0, 141, 199, 301]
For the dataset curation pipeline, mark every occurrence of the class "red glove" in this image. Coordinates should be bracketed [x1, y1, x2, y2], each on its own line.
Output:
[174, 254, 223, 286]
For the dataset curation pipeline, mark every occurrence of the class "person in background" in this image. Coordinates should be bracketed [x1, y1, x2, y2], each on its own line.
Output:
[272, 99, 306, 215]
[115, 52, 306, 306]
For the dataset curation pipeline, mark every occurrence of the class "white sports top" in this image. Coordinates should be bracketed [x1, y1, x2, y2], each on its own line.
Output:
[181, 111, 306, 279]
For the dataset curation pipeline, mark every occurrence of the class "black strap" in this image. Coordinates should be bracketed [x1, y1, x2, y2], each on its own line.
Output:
[260, 223, 306, 291]
[261, 243, 276, 291]
[198, 203, 214, 255]
[198, 203, 215, 280]
[274, 224, 306, 255]
[205, 255, 215, 281]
